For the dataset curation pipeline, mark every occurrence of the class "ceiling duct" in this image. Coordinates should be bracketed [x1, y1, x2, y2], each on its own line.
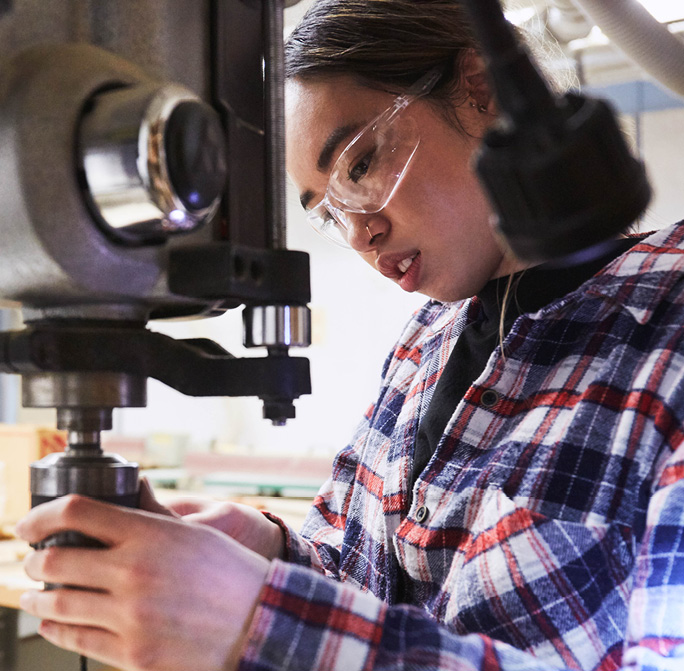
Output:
[560, 0, 684, 97]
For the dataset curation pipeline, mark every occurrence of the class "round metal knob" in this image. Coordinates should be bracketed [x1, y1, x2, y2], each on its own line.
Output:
[79, 83, 227, 245]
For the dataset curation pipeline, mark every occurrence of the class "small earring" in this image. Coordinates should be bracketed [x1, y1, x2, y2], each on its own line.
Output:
[469, 100, 488, 114]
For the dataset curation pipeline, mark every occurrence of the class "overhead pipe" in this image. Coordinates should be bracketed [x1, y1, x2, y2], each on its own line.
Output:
[570, 0, 684, 98]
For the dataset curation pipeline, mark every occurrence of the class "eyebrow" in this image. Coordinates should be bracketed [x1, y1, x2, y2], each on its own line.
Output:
[300, 189, 316, 210]
[299, 122, 363, 211]
[317, 122, 361, 172]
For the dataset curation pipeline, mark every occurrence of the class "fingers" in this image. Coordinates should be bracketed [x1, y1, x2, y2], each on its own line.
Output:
[138, 477, 178, 518]
[37, 620, 123, 670]
[166, 496, 216, 517]
[20, 588, 112, 629]
[16, 494, 147, 547]
[24, 546, 115, 591]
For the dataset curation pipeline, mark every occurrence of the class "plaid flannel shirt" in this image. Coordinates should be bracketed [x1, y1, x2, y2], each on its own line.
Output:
[241, 222, 684, 671]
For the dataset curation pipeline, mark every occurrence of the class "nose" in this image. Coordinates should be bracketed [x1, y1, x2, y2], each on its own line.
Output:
[345, 212, 389, 252]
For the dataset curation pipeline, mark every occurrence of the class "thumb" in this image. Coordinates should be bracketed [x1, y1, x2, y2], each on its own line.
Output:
[138, 477, 178, 517]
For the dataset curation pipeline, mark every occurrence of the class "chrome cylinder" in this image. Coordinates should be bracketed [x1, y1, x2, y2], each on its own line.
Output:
[31, 449, 139, 500]
[80, 83, 227, 245]
[243, 305, 312, 349]
[30, 441, 140, 563]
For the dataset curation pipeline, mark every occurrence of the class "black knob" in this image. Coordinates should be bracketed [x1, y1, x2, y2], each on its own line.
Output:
[165, 101, 227, 212]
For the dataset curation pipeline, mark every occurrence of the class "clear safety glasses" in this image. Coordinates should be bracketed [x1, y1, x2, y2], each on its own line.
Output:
[307, 68, 443, 249]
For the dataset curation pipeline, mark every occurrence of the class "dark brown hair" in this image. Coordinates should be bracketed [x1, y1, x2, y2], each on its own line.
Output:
[285, 0, 483, 124]
[285, 0, 567, 124]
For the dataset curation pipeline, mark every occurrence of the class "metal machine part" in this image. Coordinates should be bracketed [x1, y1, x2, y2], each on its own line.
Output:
[0, 0, 312, 429]
[0, 2, 312, 628]
[23, 372, 147, 412]
[243, 305, 312, 349]
[0, 44, 171, 318]
[31, 436, 140, 584]
[0, 321, 310, 405]
[80, 83, 227, 245]
[25, 370, 142, 564]
[31, 449, 139, 519]
[0, 7, 306, 670]
[30, 404, 140, 589]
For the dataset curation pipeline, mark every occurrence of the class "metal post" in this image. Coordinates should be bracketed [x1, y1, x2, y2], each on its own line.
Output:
[0, 310, 18, 425]
[264, 0, 287, 250]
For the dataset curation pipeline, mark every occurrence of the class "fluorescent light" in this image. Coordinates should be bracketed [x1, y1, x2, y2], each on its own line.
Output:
[636, 0, 684, 23]
[504, 7, 538, 26]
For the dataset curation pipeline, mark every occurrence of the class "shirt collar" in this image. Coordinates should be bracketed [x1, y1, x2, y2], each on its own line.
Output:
[477, 236, 642, 326]
[557, 222, 684, 325]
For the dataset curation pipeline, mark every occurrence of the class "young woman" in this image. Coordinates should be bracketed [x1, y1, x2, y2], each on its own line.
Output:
[16, 1, 684, 670]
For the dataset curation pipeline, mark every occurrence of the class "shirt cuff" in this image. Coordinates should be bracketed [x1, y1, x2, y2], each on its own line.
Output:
[240, 559, 387, 671]
[262, 511, 320, 568]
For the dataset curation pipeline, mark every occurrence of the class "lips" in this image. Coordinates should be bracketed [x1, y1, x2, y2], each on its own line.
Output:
[376, 250, 422, 292]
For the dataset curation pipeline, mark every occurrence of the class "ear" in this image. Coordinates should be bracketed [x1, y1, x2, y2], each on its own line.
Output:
[460, 49, 496, 115]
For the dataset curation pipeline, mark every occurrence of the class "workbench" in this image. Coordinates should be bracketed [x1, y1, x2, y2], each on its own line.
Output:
[0, 538, 35, 610]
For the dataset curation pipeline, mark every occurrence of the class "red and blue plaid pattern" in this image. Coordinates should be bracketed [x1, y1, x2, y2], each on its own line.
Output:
[241, 223, 684, 671]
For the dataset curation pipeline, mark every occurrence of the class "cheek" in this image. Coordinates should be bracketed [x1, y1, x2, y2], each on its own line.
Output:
[404, 141, 487, 216]
[398, 168, 489, 238]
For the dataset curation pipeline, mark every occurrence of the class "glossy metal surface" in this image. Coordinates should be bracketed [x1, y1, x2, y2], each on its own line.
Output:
[31, 448, 139, 498]
[80, 84, 226, 244]
[243, 305, 312, 349]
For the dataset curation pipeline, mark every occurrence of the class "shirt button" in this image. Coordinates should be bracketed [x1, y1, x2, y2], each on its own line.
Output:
[415, 505, 430, 523]
[480, 389, 500, 408]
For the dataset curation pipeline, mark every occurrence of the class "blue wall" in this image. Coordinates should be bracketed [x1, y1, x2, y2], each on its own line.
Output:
[587, 80, 684, 115]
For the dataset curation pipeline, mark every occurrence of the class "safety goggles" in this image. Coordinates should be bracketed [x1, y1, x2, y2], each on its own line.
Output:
[307, 68, 443, 249]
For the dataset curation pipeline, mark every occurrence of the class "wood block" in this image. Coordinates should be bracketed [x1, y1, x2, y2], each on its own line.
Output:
[0, 424, 67, 525]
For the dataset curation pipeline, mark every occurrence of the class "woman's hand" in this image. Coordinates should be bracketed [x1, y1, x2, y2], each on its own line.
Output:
[158, 493, 285, 561]
[16, 494, 270, 671]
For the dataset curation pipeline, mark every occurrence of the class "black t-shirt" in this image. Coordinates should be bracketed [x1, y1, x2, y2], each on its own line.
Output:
[410, 237, 643, 491]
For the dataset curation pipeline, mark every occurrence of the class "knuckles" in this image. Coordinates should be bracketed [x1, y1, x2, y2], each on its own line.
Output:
[125, 638, 163, 670]
[68, 625, 93, 655]
[59, 494, 92, 526]
[123, 596, 158, 634]
[116, 554, 161, 594]
[38, 545, 63, 580]
[49, 590, 71, 618]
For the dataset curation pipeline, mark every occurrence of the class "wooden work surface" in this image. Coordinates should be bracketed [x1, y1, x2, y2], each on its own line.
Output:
[0, 494, 312, 610]
[0, 537, 38, 609]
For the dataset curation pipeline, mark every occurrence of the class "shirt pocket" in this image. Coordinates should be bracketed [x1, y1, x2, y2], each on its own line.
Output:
[444, 488, 634, 654]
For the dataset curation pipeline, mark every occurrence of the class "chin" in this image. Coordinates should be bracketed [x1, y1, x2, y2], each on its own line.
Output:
[424, 279, 485, 303]
[422, 288, 462, 303]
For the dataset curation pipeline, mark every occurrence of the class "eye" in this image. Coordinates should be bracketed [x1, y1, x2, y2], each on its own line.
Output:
[320, 208, 345, 233]
[348, 149, 376, 183]
[320, 211, 335, 228]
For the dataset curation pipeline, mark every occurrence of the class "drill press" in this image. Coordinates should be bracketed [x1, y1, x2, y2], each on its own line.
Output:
[0, 0, 310, 565]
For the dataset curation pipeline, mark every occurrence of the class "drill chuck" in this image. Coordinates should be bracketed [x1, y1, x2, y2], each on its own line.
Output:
[30, 445, 139, 573]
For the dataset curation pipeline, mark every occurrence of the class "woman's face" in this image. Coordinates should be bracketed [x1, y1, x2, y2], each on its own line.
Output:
[286, 75, 524, 302]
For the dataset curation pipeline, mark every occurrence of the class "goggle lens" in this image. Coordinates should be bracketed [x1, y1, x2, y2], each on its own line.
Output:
[305, 68, 442, 249]
[328, 114, 420, 214]
[307, 201, 351, 248]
